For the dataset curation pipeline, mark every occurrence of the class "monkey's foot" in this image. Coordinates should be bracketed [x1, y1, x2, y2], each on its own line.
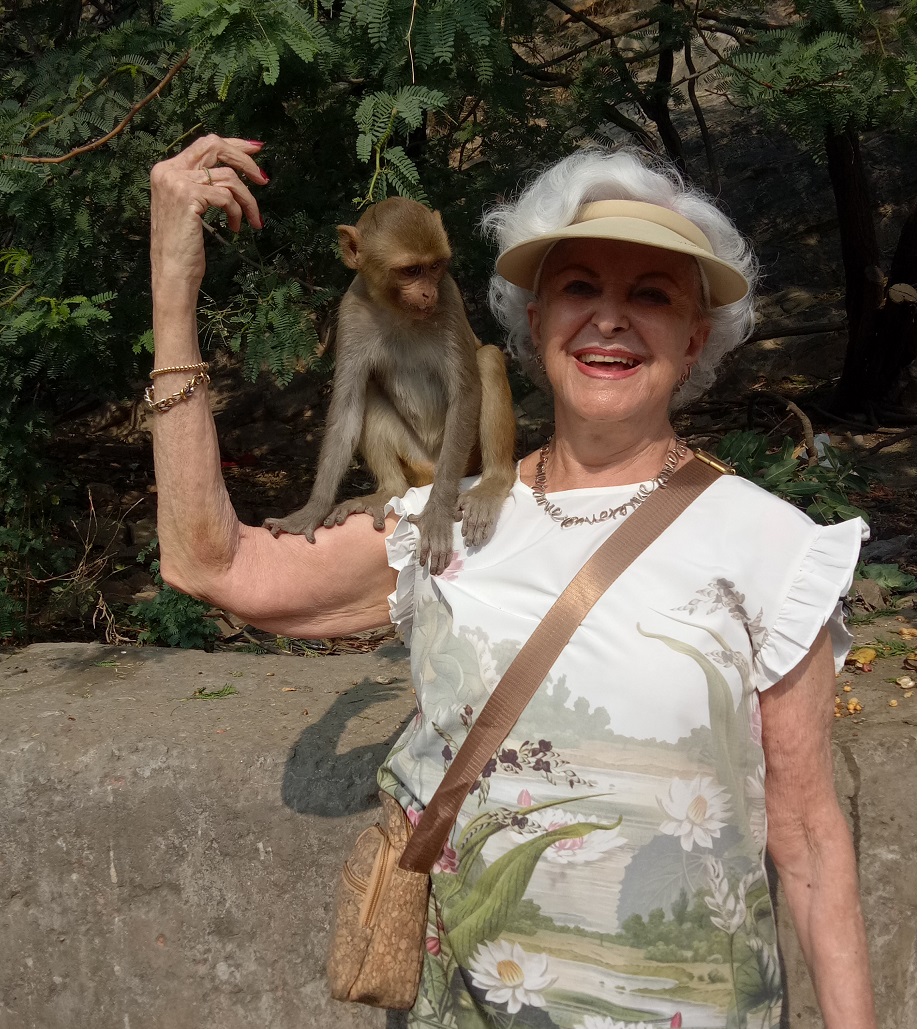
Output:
[262, 505, 329, 542]
[407, 504, 456, 577]
[322, 493, 393, 531]
[457, 481, 511, 549]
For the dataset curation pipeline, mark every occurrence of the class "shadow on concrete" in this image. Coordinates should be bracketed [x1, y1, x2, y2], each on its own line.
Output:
[281, 675, 415, 818]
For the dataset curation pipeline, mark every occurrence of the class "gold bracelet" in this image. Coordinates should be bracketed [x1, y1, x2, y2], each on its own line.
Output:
[144, 371, 210, 413]
[150, 361, 209, 378]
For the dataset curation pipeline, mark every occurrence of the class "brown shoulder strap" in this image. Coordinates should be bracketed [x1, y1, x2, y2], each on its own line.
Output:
[398, 453, 724, 873]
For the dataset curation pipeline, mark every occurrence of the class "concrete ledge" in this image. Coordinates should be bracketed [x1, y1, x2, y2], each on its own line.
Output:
[0, 643, 915, 1029]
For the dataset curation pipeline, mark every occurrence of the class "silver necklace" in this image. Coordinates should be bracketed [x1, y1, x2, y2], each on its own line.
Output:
[532, 436, 688, 528]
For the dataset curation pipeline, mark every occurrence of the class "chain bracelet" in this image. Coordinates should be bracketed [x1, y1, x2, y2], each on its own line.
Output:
[144, 371, 210, 413]
[150, 361, 209, 378]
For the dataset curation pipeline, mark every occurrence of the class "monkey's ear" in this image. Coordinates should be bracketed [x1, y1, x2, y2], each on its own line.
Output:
[337, 225, 363, 270]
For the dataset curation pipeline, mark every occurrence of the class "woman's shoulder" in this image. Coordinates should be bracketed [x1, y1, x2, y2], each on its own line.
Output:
[697, 465, 836, 531]
[685, 465, 867, 575]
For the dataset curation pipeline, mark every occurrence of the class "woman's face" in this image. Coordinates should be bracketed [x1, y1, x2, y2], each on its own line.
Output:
[527, 238, 710, 433]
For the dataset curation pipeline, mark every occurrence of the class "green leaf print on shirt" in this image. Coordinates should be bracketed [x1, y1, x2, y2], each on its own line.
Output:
[637, 626, 748, 832]
[446, 818, 622, 963]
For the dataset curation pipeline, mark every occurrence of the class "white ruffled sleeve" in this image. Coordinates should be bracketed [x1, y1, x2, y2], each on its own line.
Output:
[751, 517, 866, 691]
[383, 490, 424, 641]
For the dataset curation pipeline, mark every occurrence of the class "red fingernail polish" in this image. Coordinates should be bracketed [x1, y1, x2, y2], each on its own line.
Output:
[246, 139, 265, 147]
[260, 170, 271, 183]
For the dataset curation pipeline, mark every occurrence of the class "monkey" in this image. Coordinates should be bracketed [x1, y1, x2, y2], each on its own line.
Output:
[263, 197, 517, 577]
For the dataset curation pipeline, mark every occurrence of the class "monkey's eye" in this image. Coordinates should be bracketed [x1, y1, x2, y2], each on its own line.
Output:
[400, 265, 423, 278]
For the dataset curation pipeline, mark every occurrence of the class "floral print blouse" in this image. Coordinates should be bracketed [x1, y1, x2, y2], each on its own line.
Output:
[380, 468, 863, 1029]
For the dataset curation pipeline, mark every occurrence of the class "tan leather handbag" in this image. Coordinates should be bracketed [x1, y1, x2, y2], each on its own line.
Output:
[327, 454, 726, 1009]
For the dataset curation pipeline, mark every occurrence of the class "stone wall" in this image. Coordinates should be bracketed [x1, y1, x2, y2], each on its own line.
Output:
[0, 643, 915, 1029]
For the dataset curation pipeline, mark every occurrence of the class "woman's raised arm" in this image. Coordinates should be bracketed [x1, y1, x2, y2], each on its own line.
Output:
[149, 136, 397, 639]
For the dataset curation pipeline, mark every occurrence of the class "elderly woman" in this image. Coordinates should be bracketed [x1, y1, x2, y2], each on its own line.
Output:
[149, 137, 875, 1028]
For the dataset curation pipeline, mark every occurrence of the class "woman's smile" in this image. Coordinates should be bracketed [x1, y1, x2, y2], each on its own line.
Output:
[571, 345, 645, 378]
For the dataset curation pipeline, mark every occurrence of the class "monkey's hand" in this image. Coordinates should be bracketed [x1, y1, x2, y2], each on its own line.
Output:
[408, 502, 456, 577]
[456, 482, 510, 549]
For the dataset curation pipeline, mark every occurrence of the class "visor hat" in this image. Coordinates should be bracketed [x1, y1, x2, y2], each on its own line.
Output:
[495, 199, 749, 308]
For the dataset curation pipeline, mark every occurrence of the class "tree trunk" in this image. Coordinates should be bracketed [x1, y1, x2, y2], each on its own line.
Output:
[825, 123, 885, 416]
[641, 0, 686, 172]
[868, 206, 917, 410]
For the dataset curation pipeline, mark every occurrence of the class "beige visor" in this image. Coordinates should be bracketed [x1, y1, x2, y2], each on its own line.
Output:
[495, 199, 749, 307]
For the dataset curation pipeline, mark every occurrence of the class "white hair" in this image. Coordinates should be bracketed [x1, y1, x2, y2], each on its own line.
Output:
[481, 148, 758, 407]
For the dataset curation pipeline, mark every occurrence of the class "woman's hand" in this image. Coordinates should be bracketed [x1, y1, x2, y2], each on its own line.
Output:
[149, 135, 268, 304]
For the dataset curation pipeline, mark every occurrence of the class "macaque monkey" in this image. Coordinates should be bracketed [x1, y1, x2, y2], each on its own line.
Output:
[263, 197, 517, 576]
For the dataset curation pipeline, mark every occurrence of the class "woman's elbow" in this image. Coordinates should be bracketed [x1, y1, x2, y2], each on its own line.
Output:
[766, 803, 854, 878]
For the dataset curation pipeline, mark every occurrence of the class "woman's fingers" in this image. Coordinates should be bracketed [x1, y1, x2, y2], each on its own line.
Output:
[171, 134, 268, 186]
[198, 167, 262, 232]
[152, 136, 265, 235]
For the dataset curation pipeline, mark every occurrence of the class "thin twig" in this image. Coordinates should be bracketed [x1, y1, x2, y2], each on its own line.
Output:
[406, 0, 418, 84]
[27, 70, 118, 141]
[536, 18, 657, 69]
[1, 284, 28, 307]
[201, 222, 322, 293]
[6, 52, 190, 165]
[547, 0, 616, 42]
[762, 392, 819, 463]
[678, 2, 777, 91]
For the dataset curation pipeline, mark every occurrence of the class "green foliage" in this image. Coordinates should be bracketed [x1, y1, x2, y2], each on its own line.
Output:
[718, 0, 916, 154]
[0, 0, 910, 643]
[128, 579, 222, 649]
[127, 552, 221, 650]
[854, 561, 916, 593]
[354, 86, 447, 203]
[713, 430, 871, 524]
[165, 0, 337, 93]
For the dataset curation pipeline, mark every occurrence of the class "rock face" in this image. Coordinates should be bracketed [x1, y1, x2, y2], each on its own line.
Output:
[1, 643, 414, 1029]
[0, 642, 915, 1029]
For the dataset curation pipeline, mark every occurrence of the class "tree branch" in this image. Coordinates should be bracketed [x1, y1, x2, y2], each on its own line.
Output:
[864, 428, 915, 455]
[6, 52, 190, 166]
[546, 0, 618, 41]
[685, 37, 720, 193]
[698, 10, 789, 30]
[746, 318, 847, 343]
[759, 392, 819, 464]
[678, 3, 777, 91]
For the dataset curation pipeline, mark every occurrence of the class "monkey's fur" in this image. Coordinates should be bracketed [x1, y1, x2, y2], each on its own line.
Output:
[263, 197, 517, 575]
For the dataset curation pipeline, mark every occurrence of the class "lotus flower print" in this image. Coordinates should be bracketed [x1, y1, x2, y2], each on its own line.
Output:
[468, 938, 556, 1014]
[658, 774, 732, 851]
[512, 807, 627, 864]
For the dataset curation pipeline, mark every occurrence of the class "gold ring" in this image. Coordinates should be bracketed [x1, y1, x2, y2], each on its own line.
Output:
[204, 167, 213, 185]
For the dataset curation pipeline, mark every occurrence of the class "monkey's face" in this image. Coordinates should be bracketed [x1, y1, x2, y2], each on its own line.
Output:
[389, 259, 448, 318]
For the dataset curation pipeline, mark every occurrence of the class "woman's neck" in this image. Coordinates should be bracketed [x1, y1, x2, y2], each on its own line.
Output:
[524, 414, 682, 491]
